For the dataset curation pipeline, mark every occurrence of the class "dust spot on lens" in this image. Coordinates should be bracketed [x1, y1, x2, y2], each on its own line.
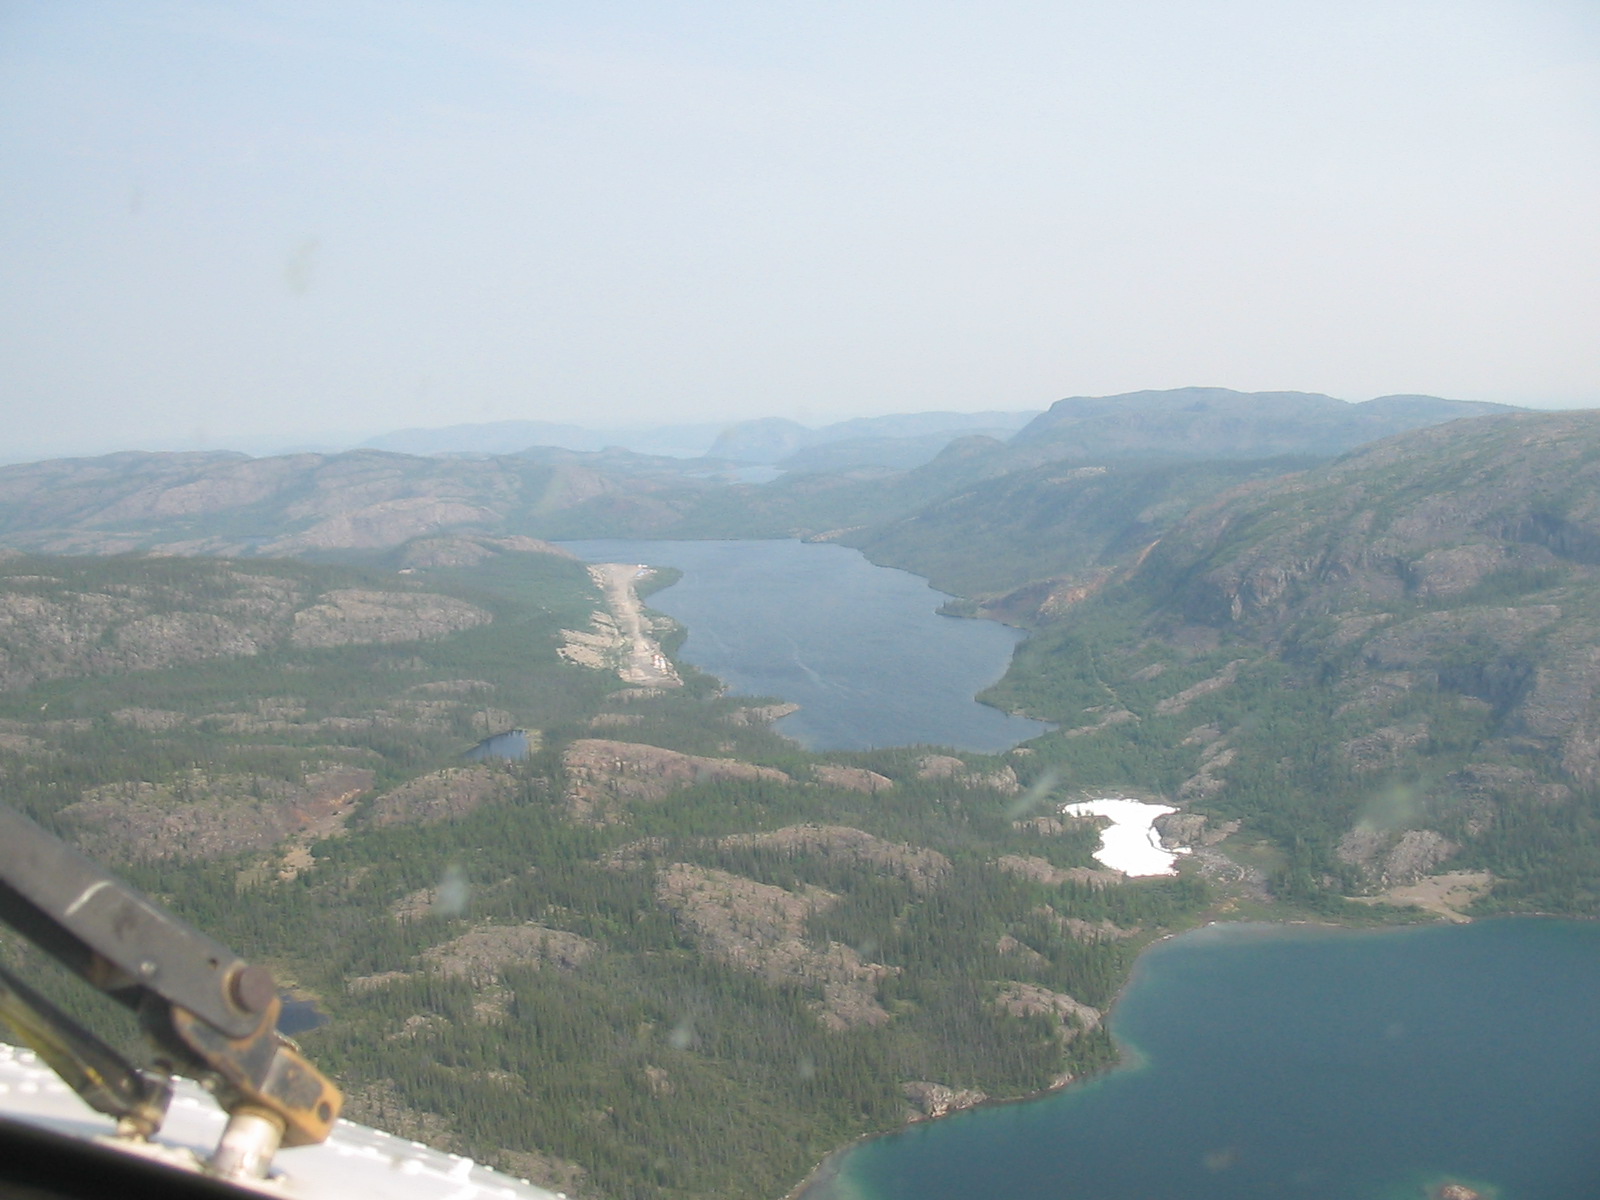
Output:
[432, 864, 470, 917]
[1202, 1147, 1237, 1171]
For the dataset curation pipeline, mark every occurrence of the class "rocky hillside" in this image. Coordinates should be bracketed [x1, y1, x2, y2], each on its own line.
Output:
[1007, 387, 1514, 463]
[839, 454, 1317, 603]
[706, 410, 1039, 465]
[0, 448, 718, 556]
[1, 399, 1589, 1200]
[1150, 410, 1600, 783]
[992, 410, 1600, 911]
[0, 546, 1183, 1200]
[0, 392, 1516, 559]
[0, 554, 491, 692]
[1136, 410, 1600, 632]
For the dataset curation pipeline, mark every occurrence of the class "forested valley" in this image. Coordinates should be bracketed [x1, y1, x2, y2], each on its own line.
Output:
[7, 403, 1600, 1199]
[0, 548, 1212, 1200]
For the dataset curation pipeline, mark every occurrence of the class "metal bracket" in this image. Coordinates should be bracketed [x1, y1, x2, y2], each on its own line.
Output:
[0, 802, 342, 1180]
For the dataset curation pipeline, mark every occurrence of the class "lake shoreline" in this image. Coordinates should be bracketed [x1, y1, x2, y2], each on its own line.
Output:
[775, 917, 1208, 1200]
[778, 908, 1533, 1200]
[553, 538, 1053, 752]
[551, 538, 1542, 1199]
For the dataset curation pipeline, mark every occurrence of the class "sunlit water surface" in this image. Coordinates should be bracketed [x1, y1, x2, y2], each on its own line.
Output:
[555, 539, 1051, 751]
[803, 919, 1600, 1200]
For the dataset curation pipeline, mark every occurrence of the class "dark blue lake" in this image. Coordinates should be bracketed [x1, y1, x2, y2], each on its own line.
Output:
[555, 539, 1052, 752]
[465, 729, 533, 761]
[804, 919, 1600, 1200]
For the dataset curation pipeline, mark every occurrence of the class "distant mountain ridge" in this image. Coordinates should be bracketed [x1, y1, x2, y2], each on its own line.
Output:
[360, 419, 727, 459]
[708, 411, 1041, 465]
[362, 419, 604, 455]
[0, 390, 1529, 560]
[357, 409, 1047, 464]
[1009, 387, 1517, 462]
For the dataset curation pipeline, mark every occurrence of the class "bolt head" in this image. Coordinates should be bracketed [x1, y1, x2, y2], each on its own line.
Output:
[229, 964, 276, 1015]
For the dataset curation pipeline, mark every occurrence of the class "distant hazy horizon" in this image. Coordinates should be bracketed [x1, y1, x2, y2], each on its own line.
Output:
[0, 387, 1562, 467]
[3, 3, 1597, 462]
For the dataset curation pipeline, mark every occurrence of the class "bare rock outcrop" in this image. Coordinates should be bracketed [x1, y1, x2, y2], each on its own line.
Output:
[349, 922, 597, 995]
[0, 588, 268, 691]
[914, 755, 1021, 793]
[1064, 917, 1136, 942]
[1152, 810, 1238, 848]
[1341, 721, 1431, 773]
[1061, 706, 1139, 738]
[0, 565, 495, 694]
[1364, 607, 1561, 671]
[726, 702, 801, 727]
[262, 498, 497, 555]
[0, 446, 705, 560]
[1154, 659, 1246, 716]
[562, 739, 791, 824]
[1113, 419, 1600, 759]
[1177, 736, 1237, 802]
[422, 923, 597, 986]
[1409, 543, 1530, 599]
[993, 982, 1101, 1041]
[1032, 905, 1136, 941]
[0, 725, 49, 755]
[289, 588, 491, 648]
[589, 712, 644, 728]
[366, 766, 520, 827]
[1383, 829, 1460, 883]
[971, 765, 1021, 794]
[61, 766, 374, 862]
[996, 934, 1048, 967]
[995, 854, 1123, 888]
[717, 825, 951, 892]
[654, 863, 893, 1030]
[811, 765, 894, 793]
[915, 754, 967, 779]
[1337, 826, 1459, 889]
[901, 1081, 988, 1121]
[111, 706, 191, 731]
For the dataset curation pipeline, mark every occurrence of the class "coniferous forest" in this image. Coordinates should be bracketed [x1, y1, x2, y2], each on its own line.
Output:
[7, 411, 1600, 1198]
[0, 549, 1211, 1200]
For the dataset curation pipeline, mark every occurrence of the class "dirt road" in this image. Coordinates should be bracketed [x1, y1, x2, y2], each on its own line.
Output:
[589, 563, 682, 687]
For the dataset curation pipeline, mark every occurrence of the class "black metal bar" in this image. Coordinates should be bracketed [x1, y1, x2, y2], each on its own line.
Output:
[0, 962, 171, 1135]
[0, 804, 255, 1038]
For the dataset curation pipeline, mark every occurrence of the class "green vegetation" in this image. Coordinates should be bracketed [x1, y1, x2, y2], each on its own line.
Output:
[839, 457, 1318, 599]
[0, 549, 1213, 1200]
[969, 413, 1600, 918]
[11, 409, 1600, 1198]
[0, 551, 610, 816]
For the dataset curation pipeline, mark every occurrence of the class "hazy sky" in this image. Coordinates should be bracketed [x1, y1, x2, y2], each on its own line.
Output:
[2, 1, 1597, 458]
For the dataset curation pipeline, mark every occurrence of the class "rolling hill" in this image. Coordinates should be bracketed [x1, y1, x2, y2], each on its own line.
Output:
[987, 410, 1600, 912]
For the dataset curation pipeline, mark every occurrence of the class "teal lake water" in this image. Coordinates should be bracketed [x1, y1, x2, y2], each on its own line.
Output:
[554, 541, 1598, 1197]
[805, 919, 1600, 1200]
[555, 539, 1052, 751]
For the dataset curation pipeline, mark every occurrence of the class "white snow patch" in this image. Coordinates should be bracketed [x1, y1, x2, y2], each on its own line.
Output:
[1060, 797, 1191, 877]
